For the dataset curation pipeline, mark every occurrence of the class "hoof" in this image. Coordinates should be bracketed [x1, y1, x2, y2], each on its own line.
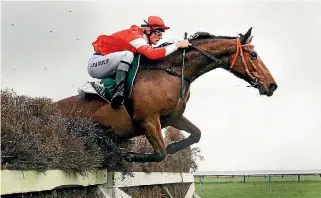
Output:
[122, 152, 166, 163]
[166, 145, 177, 154]
[122, 152, 137, 162]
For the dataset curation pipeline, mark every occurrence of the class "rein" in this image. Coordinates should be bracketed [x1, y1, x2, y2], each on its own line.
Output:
[180, 32, 188, 98]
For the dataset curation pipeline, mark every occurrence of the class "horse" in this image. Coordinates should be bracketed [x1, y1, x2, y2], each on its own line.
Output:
[55, 27, 278, 163]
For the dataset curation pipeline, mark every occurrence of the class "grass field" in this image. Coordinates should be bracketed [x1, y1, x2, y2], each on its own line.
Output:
[194, 175, 321, 198]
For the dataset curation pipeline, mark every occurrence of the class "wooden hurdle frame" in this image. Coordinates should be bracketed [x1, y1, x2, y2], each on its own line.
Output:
[1, 170, 198, 198]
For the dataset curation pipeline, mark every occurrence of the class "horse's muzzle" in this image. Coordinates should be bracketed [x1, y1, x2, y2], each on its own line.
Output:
[258, 83, 278, 96]
[269, 83, 278, 93]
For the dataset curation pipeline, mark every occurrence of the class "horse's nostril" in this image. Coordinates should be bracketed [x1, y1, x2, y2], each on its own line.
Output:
[269, 83, 278, 92]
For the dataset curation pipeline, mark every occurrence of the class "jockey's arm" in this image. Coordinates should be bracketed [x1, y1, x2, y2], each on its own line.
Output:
[129, 38, 178, 60]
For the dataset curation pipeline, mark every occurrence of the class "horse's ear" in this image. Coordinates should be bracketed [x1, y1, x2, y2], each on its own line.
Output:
[247, 36, 253, 43]
[240, 27, 252, 44]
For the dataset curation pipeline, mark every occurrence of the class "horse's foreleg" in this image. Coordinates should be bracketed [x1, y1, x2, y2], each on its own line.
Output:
[125, 115, 166, 162]
[166, 115, 201, 154]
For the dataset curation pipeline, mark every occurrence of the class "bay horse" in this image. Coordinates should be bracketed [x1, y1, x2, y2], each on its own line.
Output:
[55, 28, 277, 163]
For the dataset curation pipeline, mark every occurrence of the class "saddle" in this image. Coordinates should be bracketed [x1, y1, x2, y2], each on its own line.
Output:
[78, 54, 141, 104]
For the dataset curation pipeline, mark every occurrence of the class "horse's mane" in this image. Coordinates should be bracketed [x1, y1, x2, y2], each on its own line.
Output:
[140, 32, 237, 67]
[188, 32, 236, 41]
[154, 32, 237, 48]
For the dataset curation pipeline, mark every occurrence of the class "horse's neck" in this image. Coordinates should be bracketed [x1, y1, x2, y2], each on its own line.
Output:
[135, 39, 236, 85]
[185, 39, 236, 80]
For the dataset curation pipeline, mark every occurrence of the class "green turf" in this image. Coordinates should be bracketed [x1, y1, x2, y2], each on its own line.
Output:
[194, 175, 321, 198]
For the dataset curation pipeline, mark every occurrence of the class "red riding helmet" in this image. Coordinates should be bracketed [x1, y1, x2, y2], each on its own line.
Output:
[141, 16, 170, 31]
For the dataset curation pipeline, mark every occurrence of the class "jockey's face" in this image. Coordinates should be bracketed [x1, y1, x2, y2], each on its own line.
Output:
[147, 29, 164, 45]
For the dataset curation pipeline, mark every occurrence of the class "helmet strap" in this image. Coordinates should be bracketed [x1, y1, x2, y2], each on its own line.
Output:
[143, 29, 153, 45]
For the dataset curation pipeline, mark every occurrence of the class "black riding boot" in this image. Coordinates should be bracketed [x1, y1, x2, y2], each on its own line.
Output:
[111, 70, 127, 109]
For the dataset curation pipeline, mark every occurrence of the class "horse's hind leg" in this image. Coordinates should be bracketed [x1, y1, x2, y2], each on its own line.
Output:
[91, 104, 136, 138]
[125, 115, 167, 162]
[165, 115, 201, 154]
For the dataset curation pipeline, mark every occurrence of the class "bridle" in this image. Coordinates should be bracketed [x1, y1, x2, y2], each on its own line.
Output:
[190, 36, 259, 87]
[230, 37, 259, 87]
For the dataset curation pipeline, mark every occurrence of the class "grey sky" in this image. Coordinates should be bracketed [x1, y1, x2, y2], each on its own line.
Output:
[2, 1, 321, 171]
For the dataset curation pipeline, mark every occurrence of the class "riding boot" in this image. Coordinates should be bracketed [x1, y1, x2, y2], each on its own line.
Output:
[111, 70, 127, 109]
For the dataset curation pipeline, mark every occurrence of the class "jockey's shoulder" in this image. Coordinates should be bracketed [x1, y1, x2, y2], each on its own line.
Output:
[129, 25, 143, 34]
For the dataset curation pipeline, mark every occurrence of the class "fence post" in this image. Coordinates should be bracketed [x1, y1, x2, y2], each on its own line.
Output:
[199, 176, 203, 197]
[269, 175, 271, 194]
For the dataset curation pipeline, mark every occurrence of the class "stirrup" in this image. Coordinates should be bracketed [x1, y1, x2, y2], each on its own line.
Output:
[111, 94, 124, 109]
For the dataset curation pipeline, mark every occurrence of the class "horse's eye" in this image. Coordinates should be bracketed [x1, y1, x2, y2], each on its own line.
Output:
[250, 52, 257, 60]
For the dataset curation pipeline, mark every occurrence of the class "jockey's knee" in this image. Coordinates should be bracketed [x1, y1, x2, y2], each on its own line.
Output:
[117, 51, 134, 72]
[121, 50, 134, 64]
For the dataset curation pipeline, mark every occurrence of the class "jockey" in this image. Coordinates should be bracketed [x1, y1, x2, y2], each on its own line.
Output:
[88, 16, 191, 109]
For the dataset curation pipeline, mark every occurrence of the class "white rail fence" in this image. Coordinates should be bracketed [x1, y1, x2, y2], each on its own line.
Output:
[194, 169, 321, 176]
[1, 170, 198, 198]
[193, 169, 321, 195]
[194, 169, 321, 183]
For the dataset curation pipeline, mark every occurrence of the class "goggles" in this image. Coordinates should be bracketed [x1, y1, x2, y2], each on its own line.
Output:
[153, 29, 164, 36]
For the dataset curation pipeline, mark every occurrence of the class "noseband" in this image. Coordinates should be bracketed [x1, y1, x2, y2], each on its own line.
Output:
[191, 37, 259, 87]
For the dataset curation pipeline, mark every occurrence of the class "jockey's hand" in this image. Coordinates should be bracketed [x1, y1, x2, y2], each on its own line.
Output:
[176, 40, 191, 48]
